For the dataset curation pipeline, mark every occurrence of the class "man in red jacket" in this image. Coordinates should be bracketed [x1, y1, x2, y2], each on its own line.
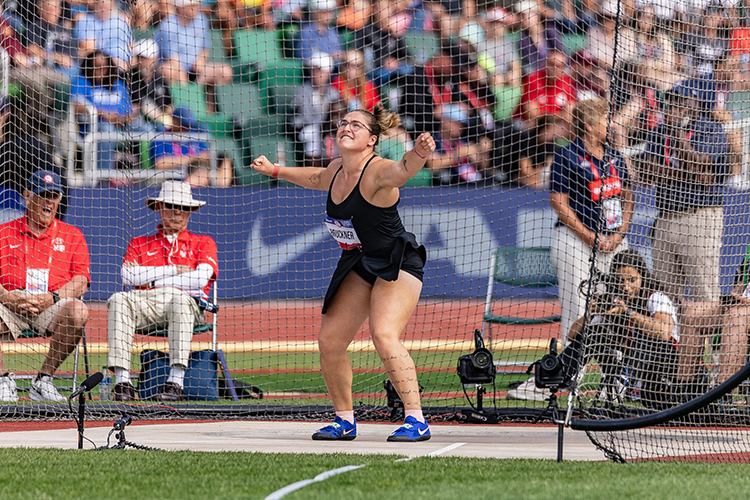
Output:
[0, 170, 90, 402]
[107, 181, 218, 402]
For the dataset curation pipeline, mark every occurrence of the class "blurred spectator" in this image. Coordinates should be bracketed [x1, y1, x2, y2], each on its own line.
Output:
[538, 0, 578, 33]
[680, 7, 729, 77]
[451, 48, 497, 140]
[611, 61, 661, 148]
[586, 0, 636, 70]
[70, 50, 133, 171]
[423, 0, 476, 39]
[515, 0, 565, 75]
[157, 0, 233, 113]
[397, 53, 454, 138]
[26, 0, 78, 78]
[217, 0, 273, 60]
[150, 108, 210, 170]
[320, 98, 348, 162]
[730, 6, 750, 70]
[632, 4, 683, 90]
[354, 0, 414, 86]
[1, 2, 71, 140]
[517, 48, 575, 128]
[0, 94, 69, 220]
[337, 0, 372, 31]
[292, 51, 341, 167]
[74, 0, 133, 71]
[184, 152, 236, 186]
[508, 114, 560, 189]
[427, 104, 491, 184]
[478, 7, 522, 89]
[332, 49, 380, 112]
[129, 39, 174, 131]
[570, 49, 608, 101]
[296, 0, 344, 62]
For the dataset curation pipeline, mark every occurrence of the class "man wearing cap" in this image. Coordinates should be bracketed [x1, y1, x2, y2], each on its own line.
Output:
[157, 0, 232, 113]
[643, 86, 730, 402]
[107, 181, 218, 401]
[0, 170, 90, 402]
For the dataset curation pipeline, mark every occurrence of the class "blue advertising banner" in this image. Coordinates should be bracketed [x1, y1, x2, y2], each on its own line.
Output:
[64, 186, 750, 301]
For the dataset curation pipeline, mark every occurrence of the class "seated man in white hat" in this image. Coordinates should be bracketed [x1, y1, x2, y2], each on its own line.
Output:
[107, 181, 218, 401]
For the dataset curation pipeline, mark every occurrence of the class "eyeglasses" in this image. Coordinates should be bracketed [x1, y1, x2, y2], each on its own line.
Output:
[163, 202, 192, 212]
[337, 119, 372, 134]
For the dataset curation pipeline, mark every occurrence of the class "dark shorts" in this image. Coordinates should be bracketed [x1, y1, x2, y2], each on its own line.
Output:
[352, 244, 425, 285]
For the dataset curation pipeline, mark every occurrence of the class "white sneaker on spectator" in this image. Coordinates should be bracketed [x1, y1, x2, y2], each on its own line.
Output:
[506, 377, 551, 402]
[0, 374, 18, 402]
[30, 375, 66, 402]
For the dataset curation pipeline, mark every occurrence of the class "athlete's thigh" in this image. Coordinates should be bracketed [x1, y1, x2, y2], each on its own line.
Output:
[368, 270, 422, 341]
[319, 271, 372, 349]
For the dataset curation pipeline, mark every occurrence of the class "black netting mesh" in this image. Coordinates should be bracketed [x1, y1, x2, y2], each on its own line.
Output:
[0, 0, 750, 462]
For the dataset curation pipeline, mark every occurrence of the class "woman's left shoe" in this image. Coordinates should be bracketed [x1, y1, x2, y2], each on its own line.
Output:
[386, 416, 431, 442]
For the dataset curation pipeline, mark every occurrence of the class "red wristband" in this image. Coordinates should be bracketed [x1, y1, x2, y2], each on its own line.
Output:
[272, 163, 280, 178]
[412, 149, 426, 159]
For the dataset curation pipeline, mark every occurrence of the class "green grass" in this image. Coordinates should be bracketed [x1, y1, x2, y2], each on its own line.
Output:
[0, 448, 749, 499]
[2, 349, 544, 408]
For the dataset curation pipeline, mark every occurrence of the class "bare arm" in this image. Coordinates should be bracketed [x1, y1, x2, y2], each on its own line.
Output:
[251, 155, 337, 191]
[373, 133, 436, 189]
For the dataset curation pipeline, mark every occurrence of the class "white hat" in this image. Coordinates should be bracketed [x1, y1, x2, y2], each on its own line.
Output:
[173, 0, 200, 7]
[134, 39, 159, 59]
[147, 181, 206, 212]
[308, 51, 334, 73]
[459, 21, 485, 46]
[308, 0, 335, 11]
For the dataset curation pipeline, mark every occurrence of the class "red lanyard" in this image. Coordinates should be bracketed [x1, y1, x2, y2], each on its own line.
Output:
[459, 82, 487, 110]
[426, 73, 450, 106]
[583, 152, 622, 201]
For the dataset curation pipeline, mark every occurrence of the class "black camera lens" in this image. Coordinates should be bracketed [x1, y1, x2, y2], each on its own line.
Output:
[540, 354, 560, 371]
[473, 350, 492, 369]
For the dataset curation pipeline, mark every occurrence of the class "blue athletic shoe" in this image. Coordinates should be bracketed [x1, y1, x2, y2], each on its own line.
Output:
[311, 416, 357, 441]
[387, 416, 431, 442]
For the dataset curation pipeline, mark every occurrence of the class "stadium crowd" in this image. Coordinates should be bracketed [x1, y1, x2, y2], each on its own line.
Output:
[0, 0, 747, 191]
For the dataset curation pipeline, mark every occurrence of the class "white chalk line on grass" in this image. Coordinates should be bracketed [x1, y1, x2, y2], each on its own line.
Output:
[395, 442, 467, 462]
[264, 465, 366, 500]
[263, 442, 467, 499]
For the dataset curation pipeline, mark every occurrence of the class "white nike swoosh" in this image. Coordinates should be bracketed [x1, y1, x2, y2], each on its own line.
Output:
[342, 428, 354, 435]
[417, 427, 429, 436]
[246, 218, 328, 276]
[147, 250, 159, 256]
[9, 244, 21, 249]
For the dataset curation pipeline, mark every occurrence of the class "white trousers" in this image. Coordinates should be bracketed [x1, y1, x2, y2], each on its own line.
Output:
[107, 287, 203, 370]
[551, 224, 628, 348]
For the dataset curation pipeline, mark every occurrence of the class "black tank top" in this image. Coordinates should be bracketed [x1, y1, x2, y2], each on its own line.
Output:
[326, 155, 408, 260]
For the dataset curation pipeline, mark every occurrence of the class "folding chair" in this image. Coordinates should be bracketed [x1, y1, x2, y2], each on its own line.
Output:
[18, 328, 90, 393]
[482, 247, 561, 373]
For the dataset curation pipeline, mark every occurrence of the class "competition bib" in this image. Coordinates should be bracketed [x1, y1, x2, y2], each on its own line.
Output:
[324, 216, 362, 251]
[603, 198, 623, 230]
[26, 268, 50, 294]
[583, 153, 623, 230]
